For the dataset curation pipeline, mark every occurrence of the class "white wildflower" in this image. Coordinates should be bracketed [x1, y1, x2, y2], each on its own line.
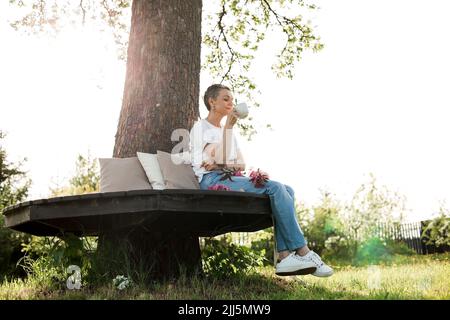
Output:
[113, 275, 133, 290]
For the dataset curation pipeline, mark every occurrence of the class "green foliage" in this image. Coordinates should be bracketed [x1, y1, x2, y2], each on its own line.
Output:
[19, 234, 95, 288]
[2, 253, 449, 300]
[353, 237, 394, 266]
[0, 131, 31, 212]
[49, 151, 99, 196]
[296, 175, 407, 264]
[298, 191, 346, 256]
[353, 238, 415, 266]
[3, 150, 100, 285]
[422, 207, 450, 248]
[15, 151, 100, 286]
[322, 235, 357, 262]
[202, 237, 264, 279]
[0, 130, 32, 279]
[343, 173, 406, 242]
[249, 229, 274, 266]
[8, 0, 131, 60]
[9, 0, 322, 140]
[202, 0, 323, 139]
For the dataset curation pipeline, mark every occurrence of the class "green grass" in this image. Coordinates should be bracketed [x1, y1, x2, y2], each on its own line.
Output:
[1, 253, 449, 300]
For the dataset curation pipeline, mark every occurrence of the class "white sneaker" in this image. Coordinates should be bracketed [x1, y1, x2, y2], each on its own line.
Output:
[275, 252, 317, 276]
[303, 251, 334, 277]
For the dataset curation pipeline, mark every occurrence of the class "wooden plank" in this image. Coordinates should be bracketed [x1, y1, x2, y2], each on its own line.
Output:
[3, 206, 31, 227]
[2, 191, 272, 237]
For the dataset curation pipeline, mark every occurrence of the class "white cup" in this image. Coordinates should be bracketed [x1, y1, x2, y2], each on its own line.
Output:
[233, 102, 249, 119]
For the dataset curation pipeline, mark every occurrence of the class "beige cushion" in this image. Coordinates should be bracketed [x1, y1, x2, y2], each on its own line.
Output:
[156, 151, 200, 189]
[136, 152, 166, 190]
[99, 157, 152, 192]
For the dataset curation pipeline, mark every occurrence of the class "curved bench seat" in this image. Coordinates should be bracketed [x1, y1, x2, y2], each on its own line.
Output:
[2, 189, 273, 237]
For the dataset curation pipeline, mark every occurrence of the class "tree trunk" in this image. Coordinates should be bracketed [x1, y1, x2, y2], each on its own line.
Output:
[104, 0, 203, 280]
[113, 0, 201, 157]
[98, 227, 203, 281]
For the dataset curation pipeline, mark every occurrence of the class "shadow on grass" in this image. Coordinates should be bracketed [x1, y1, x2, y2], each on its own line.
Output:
[37, 270, 373, 300]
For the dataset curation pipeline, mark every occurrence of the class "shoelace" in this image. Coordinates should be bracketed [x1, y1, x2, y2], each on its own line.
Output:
[293, 254, 311, 262]
[308, 252, 324, 267]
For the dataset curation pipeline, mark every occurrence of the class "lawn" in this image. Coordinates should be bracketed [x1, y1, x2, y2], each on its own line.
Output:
[0, 253, 448, 300]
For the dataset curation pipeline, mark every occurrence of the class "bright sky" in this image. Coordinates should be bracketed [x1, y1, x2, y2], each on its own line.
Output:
[1, 0, 449, 222]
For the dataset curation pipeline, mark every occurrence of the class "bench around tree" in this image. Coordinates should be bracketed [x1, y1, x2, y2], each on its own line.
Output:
[2, 189, 272, 278]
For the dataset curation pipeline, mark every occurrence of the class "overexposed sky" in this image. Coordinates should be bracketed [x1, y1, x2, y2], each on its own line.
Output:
[1, 0, 449, 222]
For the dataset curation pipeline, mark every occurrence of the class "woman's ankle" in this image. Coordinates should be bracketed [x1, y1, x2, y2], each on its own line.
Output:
[296, 246, 310, 257]
[278, 250, 291, 261]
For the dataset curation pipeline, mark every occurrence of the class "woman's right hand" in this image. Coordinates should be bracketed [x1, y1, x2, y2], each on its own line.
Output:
[225, 113, 238, 129]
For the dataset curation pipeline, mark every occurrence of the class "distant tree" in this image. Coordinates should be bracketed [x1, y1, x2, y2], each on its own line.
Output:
[343, 173, 406, 242]
[0, 130, 32, 278]
[0, 131, 31, 212]
[49, 152, 99, 196]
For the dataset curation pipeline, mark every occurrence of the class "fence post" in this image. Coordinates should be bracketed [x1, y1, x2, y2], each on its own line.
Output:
[420, 220, 428, 255]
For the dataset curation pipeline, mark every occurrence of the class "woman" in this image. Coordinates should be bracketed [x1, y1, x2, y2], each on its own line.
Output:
[189, 84, 333, 277]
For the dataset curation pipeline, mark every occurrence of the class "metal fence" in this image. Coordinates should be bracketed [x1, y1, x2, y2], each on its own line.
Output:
[374, 221, 424, 254]
[204, 220, 449, 255]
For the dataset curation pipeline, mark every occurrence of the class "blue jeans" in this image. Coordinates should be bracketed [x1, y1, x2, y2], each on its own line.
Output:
[199, 171, 307, 252]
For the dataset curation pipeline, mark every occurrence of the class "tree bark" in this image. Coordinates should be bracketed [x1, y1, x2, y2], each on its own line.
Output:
[105, 0, 203, 279]
[98, 227, 203, 281]
[113, 0, 201, 157]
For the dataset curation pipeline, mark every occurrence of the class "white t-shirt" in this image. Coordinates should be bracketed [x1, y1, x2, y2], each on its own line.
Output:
[189, 119, 242, 183]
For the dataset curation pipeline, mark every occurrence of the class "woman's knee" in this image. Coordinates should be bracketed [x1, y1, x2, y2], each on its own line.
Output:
[266, 180, 284, 193]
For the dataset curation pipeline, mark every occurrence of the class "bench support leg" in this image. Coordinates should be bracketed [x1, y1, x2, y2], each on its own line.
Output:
[97, 227, 202, 281]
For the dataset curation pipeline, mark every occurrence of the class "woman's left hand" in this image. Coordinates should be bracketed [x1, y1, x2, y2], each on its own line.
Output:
[201, 160, 222, 171]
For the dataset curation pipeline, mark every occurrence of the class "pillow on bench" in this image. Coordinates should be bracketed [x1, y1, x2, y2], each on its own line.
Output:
[136, 152, 166, 190]
[156, 151, 200, 189]
[99, 157, 152, 192]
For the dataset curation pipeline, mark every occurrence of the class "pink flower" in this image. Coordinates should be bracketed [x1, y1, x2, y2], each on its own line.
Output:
[208, 184, 231, 191]
[249, 169, 269, 188]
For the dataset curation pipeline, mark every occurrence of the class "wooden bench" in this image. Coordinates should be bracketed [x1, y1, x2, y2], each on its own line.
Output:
[2, 189, 272, 278]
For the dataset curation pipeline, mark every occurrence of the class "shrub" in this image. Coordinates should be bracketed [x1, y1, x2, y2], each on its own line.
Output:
[322, 235, 357, 262]
[0, 131, 32, 280]
[0, 223, 30, 279]
[421, 208, 450, 249]
[19, 234, 95, 288]
[201, 237, 264, 279]
[249, 229, 274, 266]
[298, 192, 347, 256]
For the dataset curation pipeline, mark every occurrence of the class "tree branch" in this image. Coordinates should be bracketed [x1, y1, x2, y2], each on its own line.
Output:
[79, 0, 86, 25]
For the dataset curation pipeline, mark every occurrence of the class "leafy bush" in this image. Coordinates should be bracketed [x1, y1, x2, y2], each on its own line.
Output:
[49, 152, 99, 196]
[298, 192, 348, 257]
[201, 237, 264, 279]
[343, 173, 406, 242]
[19, 234, 95, 288]
[249, 229, 274, 266]
[322, 235, 357, 262]
[0, 222, 30, 279]
[421, 208, 450, 249]
[295, 176, 408, 264]
[0, 130, 32, 280]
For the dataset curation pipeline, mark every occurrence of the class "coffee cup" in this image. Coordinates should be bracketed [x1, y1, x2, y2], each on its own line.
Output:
[233, 102, 249, 119]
